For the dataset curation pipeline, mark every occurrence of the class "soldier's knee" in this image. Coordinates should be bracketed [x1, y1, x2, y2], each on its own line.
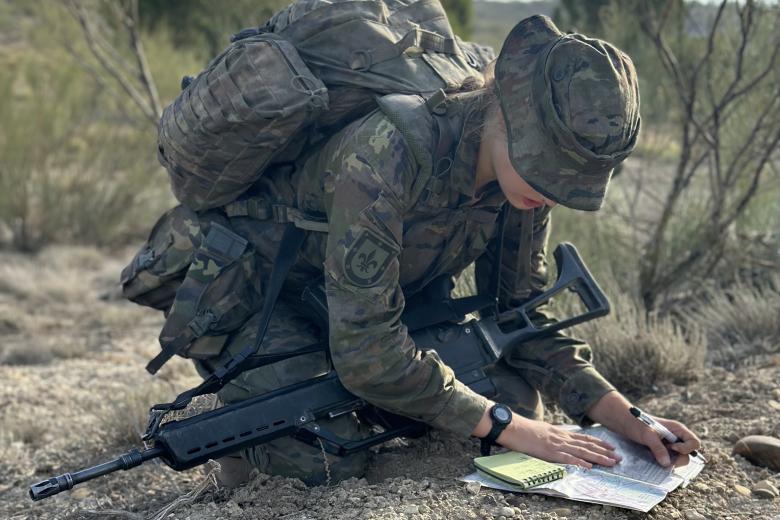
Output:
[242, 437, 368, 486]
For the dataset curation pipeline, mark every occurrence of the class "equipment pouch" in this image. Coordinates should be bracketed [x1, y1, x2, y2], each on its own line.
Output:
[120, 205, 202, 312]
[155, 223, 263, 365]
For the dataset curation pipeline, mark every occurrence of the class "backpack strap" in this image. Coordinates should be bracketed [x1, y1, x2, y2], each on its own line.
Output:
[223, 200, 329, 232]
[376, 91, 460, 209]
[349, 27, 461, 70]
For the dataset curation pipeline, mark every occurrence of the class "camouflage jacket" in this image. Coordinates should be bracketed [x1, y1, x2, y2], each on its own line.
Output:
[232, 92, 615, 437]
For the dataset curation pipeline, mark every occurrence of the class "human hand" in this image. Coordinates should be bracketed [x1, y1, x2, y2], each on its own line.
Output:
[496, 414, 622, 469]
[623, 415, 701, 467]
[586, 391, 702, 467]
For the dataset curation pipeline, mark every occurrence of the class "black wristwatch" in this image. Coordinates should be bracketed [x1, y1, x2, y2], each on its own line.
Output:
[480, 404, 513, 456]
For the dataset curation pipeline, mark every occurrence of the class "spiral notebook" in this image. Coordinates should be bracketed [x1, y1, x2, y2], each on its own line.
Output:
[474, 452, 565, 489]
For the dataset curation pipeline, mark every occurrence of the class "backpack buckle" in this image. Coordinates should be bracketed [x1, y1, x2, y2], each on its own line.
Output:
[188, 311, 217, 337]
[425, 89, 448, 115]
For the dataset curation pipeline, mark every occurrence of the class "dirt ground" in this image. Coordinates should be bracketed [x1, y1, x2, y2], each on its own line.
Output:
[1, 247, 778, 520]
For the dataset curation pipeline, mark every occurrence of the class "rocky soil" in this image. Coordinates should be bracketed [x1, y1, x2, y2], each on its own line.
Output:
[1, 247, 778, 520]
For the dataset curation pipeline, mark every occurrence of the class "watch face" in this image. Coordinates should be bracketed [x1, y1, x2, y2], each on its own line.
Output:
[492, 405, 512, 424]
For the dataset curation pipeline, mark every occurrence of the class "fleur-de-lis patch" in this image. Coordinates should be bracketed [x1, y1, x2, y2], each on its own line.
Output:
[343, 230, 395, 288]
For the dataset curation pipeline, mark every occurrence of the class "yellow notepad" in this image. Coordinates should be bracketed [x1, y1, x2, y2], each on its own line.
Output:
[474, 451, 565, 489]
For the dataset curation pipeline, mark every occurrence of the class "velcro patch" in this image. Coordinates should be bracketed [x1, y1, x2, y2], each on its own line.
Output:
[343, 230, 395, 288]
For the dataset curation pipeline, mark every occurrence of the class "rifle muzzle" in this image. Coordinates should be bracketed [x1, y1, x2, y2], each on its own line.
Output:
[29, 473, 74, 501]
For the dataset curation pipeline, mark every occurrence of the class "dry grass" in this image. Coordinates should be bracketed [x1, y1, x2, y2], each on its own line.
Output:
[0, 246, 157, 365]
[1, 414, 47, 448]
[103, 384, 218, 448]
[103, 382, 177, 447]
[693, 279, 780, 367]
[0, 337, 89, 365]
[569, 288, 707, 398]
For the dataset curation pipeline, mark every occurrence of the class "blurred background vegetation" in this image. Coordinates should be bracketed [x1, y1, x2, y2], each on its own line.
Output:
[0, 0, 778, 393]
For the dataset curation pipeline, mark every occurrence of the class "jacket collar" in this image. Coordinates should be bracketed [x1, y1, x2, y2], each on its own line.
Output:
[448, 92, 505, 209]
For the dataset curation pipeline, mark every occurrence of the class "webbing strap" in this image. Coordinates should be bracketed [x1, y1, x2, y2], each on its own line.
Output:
[224, 200, 329, 232]
[146, 292, 242, 374]
[489, 205, 509, 317]
[144, 223, 313, 439]
[350, 27, 460, 70]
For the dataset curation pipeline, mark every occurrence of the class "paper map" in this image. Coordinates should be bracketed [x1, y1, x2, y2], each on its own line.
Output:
[462, 425, 705, 512]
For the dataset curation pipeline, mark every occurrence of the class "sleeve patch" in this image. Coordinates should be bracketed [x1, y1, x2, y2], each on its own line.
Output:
[343, 229, 396, 288]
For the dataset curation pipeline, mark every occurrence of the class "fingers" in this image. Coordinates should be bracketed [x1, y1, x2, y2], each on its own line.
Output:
[572, 432, 616, 451]
[569, 438, 623, 464]
[664, 422, 701, 454]
[643, 432, 672, 466]
[546, 430, 621, 468]
[554, 451, 593, 470]
[563, 444, 621, 467]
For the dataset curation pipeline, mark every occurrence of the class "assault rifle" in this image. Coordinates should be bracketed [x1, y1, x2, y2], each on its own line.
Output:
[29, 242, 609, 501]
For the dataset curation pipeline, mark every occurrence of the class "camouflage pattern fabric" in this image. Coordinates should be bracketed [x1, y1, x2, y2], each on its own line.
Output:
[196, 301, 546, 484]
[120, 205, 202, 311]
[495, 15, 640, 211]
[158, 34, 328, 211]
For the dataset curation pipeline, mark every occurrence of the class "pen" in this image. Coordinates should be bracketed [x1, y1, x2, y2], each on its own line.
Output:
[629, 407, 703, 460]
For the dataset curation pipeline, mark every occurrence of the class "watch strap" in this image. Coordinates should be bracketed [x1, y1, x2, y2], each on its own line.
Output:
[479, 405, 511, 456]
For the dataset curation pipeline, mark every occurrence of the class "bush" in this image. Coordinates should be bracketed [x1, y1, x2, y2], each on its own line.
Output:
[569, 285, 706, 398]
[693, 279, 780, 367]
[0, 2, 208, 252]
[0, 48, 171, 250]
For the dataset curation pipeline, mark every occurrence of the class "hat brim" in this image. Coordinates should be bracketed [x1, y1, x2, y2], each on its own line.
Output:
[495, 17, 610, 212]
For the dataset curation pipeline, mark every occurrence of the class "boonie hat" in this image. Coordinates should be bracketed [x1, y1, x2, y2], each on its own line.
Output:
[494, 15, 641, 211]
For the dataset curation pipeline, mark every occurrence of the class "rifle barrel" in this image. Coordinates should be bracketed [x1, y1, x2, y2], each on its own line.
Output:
[29, 446, 164, 501]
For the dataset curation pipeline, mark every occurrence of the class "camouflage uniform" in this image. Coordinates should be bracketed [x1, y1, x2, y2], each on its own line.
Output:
[192, 15, 640, 484]
[195, 105, 610, 484]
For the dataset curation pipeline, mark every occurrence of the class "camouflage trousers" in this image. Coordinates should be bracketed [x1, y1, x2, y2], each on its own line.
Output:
[194, 298, 545, 487]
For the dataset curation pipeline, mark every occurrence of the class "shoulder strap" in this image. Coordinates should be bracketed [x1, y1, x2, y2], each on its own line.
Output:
[376, 91, 460, 207]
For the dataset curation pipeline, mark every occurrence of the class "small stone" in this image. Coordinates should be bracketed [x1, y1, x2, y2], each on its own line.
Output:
[733, 435, 780, 472]
[691, 482, 709, 493]
[401, 504, 419, 514]
[768, 400, 780, 411]
[551, 507, 571, 517]
[667, 510, 682, 519]
[683, 509, 706, 520]
[753, 488, 776, 500]
[465, 481, 482, 495]
[753, 480, 779, 499]
[734, 484, 752, 497]
[495, 506, 515, 517]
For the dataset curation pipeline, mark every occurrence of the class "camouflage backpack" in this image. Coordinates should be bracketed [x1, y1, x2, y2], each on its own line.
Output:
[125, 0, 495, 374]
[157, 0, 493, 211]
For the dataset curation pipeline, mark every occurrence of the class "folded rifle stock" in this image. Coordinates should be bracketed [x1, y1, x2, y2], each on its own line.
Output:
[29, 242, 608, 501]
